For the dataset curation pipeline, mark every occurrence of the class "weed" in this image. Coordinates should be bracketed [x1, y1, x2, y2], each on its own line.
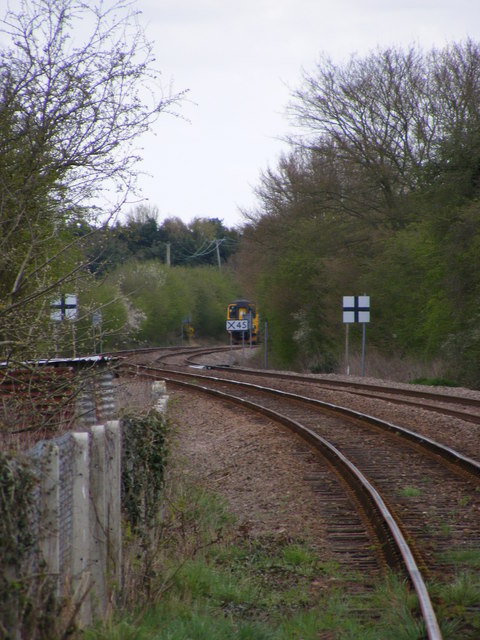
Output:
[399, 485, 421, 497]
[438, 547, 480, 569]
[431, 571, 480, 637]
[441, 573, 480, 607]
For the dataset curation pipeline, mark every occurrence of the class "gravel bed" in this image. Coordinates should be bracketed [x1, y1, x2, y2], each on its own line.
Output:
[167, 389, 334, 551]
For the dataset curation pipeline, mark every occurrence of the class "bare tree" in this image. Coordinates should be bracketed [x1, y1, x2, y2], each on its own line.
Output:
[0, 0, 186, 360]
[288, 41, 480, 228]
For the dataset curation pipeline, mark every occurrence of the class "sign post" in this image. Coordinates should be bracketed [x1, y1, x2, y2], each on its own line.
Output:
[51, 294, 78, 357]
[92, 310, 103, 354]
[244, 312, 253, 349]
[264, 321, 268, 369]
[345, 323, 350, 376]
[361, 322, 367, 377]
[242, 329, 245, 365]
[342, 296, 370, 376]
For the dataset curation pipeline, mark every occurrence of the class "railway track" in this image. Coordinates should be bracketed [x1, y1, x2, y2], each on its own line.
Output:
[133, 344, 480, 424]
[182, 348, 480, 426]
[171, 347, 480, 463]
[118, 355, 480, 639]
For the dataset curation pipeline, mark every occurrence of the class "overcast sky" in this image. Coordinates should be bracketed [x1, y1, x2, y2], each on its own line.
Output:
[43, 1, 480, 227]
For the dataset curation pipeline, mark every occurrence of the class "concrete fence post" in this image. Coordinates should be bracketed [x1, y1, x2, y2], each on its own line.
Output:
[151, 380, 166, 400]
[90, 425, 107, 617]
[105, 420, 122, 593]
[71, 432, 92, 626]
[152, 380, 168, 415]
[39, 442, 60, 596]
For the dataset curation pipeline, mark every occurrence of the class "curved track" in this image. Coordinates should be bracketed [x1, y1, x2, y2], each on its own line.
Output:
[185, 348, 480, 426]
[118, 351, 480, 639]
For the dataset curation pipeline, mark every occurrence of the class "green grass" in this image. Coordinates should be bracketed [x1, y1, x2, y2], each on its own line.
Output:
[439, 548, 480, 569]
[399, 485, 421, 498]
[85, 567, 428, 640]
[83, 482, 480, 640]
[432, 572, 480, 638]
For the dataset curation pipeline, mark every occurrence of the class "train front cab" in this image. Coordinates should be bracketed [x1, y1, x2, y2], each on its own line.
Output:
[227, 300, 258, 344]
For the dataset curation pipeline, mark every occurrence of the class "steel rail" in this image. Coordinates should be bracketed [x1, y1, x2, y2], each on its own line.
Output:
[201, 361, 480, 409]
[130, 366, 443, 640]
[125, 363, 480, 479]
[155, 345, 237, 363]
[305, 386, 480, 425]
[184, 352, 480, 424]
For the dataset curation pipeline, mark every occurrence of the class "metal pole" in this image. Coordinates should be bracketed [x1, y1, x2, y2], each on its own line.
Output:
[264, 321, 268, 369]
[54, 324, 59, 358]
[345, 324, 350, 375]
[241, 331, 245, 366]
[229, 331, 233, 365]
[361, 322, 366, 376]
[72, 319, 76, 358]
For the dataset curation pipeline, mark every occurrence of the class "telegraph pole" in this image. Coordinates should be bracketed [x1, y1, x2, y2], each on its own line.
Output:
[215, 239, 222, 270]
[166, 242, 171, 267]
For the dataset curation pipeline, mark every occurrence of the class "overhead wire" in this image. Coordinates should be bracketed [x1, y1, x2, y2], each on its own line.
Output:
[173, 238, 226, 263]
[172, 239, 212, 261]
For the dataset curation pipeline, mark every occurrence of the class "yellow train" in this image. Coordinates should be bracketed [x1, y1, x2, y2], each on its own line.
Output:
[226, 299, 259, 344]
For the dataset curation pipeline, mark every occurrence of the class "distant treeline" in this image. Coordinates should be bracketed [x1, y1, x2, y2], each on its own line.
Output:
[78, 210, 241, 275]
